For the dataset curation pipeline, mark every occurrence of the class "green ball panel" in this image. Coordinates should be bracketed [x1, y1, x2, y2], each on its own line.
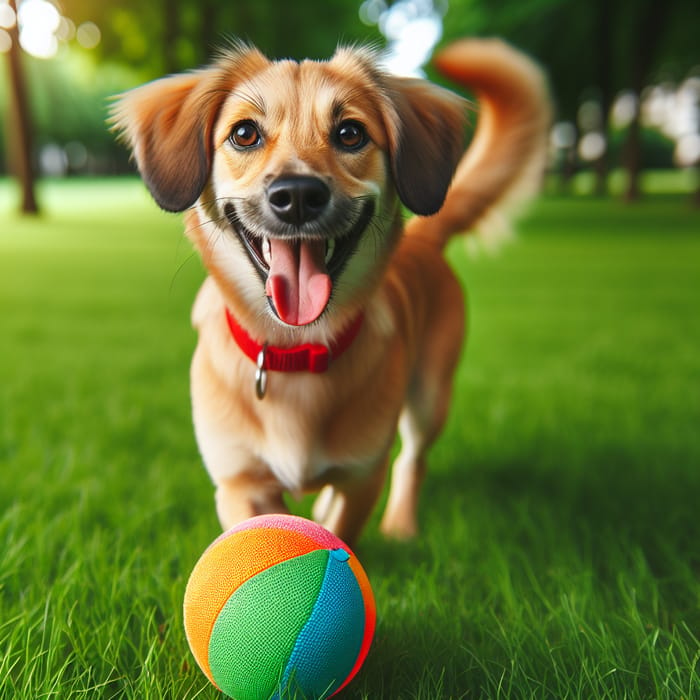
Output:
[208, 549, 329, 700]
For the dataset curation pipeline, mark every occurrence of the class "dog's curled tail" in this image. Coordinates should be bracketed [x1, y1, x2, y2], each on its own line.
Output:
[406, 39, 551, 249]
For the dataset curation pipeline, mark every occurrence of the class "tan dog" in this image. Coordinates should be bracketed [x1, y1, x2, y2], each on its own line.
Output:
[111, 38, 550, 545]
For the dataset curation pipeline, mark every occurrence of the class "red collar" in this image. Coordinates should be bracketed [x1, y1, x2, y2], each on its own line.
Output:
[225, 308, 364, 374]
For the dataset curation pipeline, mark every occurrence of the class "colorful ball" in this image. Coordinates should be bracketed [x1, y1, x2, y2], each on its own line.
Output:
[183, 514, 376, 700]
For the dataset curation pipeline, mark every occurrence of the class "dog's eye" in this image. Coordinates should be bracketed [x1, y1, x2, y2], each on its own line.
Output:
[230, 121, 262, 149]
[334, 121, 368, 151]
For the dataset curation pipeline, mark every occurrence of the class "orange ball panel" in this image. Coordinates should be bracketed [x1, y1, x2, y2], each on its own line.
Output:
[183, 527, 326, 684]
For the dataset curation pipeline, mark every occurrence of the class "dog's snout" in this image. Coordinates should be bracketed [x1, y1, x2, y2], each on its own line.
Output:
[267, 176, 330, 226]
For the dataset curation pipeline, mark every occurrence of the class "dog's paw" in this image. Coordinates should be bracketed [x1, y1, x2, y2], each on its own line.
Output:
[379, 513, 419, 540]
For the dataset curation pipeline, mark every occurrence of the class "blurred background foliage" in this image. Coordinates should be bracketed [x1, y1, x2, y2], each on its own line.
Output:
[1, 0, 698, 210]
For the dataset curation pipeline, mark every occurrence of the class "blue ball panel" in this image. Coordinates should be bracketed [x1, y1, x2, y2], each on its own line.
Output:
[276, 548, 365, 699]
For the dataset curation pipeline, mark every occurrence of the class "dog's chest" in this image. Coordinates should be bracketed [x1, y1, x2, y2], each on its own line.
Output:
[255, 374, 398, 492]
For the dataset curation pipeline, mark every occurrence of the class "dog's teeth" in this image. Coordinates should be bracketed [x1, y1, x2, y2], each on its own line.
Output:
[325, 239, 335, 263]
[262, 238, 272, 265]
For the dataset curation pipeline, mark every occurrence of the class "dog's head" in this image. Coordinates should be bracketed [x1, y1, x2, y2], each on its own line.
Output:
[111, 43, 467, 327]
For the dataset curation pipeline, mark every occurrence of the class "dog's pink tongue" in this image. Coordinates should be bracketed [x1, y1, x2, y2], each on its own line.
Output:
[265, 238, 332, 326]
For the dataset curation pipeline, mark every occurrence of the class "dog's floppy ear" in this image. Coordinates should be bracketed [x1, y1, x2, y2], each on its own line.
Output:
[110, 46, 269, 212]
[381, 77, 468, 216]
[110, 70, 226, 212]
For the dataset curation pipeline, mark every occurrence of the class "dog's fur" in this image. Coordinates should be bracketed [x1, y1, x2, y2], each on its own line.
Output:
[111, 38, 550, 545]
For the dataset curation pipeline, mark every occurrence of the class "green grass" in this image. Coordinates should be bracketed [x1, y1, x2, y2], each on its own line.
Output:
[1, 178, 699, 699]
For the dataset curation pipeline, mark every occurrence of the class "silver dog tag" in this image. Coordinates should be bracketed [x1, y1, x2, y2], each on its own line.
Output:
[255, 343, 269, 400]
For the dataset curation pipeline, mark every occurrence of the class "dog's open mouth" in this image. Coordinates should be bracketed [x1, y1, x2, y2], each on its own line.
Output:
[225, 200, 374, 326]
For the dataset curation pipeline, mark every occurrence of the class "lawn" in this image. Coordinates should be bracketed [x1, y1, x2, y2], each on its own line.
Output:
[1, 178, 699, 699]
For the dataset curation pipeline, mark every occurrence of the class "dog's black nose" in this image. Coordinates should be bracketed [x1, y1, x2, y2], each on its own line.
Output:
[267, 176, 331, 226]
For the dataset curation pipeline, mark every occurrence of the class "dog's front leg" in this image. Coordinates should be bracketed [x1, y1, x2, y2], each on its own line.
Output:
[214, 468, 288, 531]
[313, 458, 389, 546]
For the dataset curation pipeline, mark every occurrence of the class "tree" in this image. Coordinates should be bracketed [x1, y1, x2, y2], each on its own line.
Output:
[443, 0, 699, 201]
[618, 0, 673, 201]
[4, 0, 39, 214]
[60, 0, 371, 78]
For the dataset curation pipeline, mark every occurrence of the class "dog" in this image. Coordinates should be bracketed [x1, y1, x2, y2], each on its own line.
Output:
[111, 38, 550, 545]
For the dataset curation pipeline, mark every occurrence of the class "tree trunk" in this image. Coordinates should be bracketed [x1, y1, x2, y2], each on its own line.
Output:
[163, 0, 179, 74]
[5, 0, 39, 215]
[197, 0, 217, 66]
[623, 0, 671, 202]
[623, 111, 642, 202]
[593, 0, 613, 197]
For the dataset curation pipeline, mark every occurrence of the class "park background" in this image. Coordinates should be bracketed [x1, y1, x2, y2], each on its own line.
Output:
[1, 0, 699, 698]
[1, 0, 700, 204]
